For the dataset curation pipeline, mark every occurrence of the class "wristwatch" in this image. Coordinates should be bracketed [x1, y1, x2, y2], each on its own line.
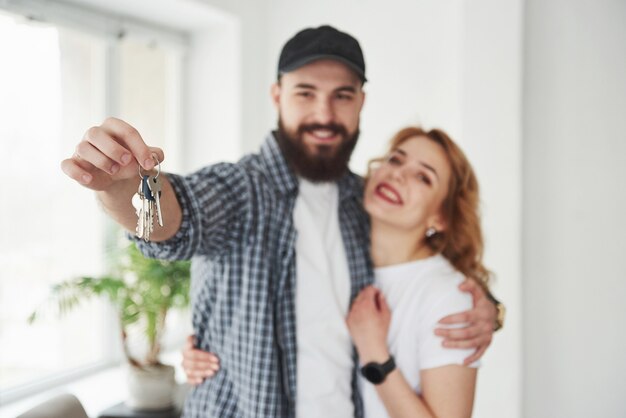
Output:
[494, 301, 506, 332]
[360, 356, 396, 384]
[487, 292, 506, 332]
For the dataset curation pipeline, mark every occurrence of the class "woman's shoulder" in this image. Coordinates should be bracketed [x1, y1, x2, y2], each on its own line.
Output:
[418, 255, 472, 313]
[422, 255, 466, 289]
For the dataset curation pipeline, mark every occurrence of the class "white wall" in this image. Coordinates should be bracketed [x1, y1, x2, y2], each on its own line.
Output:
[523, 0, 626, 417]
[266, 2, 523, 418]
[186, 0, 271, 168]
[461, 2, 523, 416]
[13, 1, 626, 416]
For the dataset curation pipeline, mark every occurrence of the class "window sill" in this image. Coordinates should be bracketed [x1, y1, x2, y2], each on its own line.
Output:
[0, 352, 188, 418]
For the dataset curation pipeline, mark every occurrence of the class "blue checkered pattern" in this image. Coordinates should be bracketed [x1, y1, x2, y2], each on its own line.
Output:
[136, 133, 373, 417]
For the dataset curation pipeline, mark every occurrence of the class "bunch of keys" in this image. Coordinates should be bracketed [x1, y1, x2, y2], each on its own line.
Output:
[132, 154, 164, 241]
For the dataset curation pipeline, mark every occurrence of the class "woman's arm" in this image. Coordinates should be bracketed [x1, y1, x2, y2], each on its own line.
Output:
[373, 365, 476, 418]
[347, 286, 477, 418]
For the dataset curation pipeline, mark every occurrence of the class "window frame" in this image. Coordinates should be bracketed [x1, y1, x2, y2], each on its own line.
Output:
[0, 0, 188, 403]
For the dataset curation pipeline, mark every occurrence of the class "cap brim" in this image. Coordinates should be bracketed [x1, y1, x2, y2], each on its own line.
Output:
[280, 54, 367, 82]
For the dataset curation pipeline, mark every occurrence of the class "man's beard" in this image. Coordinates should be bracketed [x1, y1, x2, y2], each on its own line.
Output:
[275, 118, 360, 182]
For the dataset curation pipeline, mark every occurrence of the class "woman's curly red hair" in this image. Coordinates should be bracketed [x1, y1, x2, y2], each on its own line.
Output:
[380, 127, 491, 287]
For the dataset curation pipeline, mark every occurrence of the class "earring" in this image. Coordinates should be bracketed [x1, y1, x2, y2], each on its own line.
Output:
[425, 227, 437, 238]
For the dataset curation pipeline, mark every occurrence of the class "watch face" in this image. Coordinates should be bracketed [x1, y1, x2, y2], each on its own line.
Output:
[362, 364, 384, 384]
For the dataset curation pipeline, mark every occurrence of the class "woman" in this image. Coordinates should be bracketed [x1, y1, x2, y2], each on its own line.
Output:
[346, 126, 488, 417]
[182, 126, 492, 417]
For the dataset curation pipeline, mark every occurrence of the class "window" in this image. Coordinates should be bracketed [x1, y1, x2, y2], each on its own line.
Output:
[0, 6, 185, 402]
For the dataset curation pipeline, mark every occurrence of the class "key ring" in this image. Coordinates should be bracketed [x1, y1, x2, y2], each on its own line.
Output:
[138, 153, 161, 179]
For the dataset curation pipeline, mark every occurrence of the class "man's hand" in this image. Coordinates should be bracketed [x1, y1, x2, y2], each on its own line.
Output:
[182, 335, 221, 386]
[60, 117, 183, 239]
[61, 117, 164, 191]
[434, 279, 497, 365]
[346, 285, 391, 364]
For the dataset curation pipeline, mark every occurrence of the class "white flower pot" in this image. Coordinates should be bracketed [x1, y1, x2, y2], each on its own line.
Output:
[125, 364, 177, 410]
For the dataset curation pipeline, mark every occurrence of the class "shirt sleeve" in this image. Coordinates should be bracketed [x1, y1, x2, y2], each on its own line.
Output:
[418, 282, 481, 370]
[133, 162, 251, 261]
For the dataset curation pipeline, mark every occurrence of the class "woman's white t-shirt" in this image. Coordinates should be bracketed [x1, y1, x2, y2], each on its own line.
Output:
[360, 255, 480, 418]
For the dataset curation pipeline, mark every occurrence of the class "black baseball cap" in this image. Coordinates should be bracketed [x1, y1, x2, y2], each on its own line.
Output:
[278, 25, 367, 82]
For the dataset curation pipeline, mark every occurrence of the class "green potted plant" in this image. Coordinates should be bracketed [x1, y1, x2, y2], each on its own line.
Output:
[29, 237, 191, 410]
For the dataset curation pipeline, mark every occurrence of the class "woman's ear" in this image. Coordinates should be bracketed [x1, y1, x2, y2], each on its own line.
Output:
[429, 212, 447, 234]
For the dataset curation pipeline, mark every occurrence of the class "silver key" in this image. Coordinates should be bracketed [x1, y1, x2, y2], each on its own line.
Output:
[133, 181, 145, 240]
[143, 187, 152, 241]
[148, 175, 164, 227]
[143, 175, 156, 241]
[135, 152, 163, 242]
[143, 197, 150, 241]
[147, 198, 155, 238]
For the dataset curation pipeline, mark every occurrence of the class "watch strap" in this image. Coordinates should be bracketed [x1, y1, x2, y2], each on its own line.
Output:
[361, 355, 396, 385]
[380, 355, 396, 375]
[486, 291, 505, 332]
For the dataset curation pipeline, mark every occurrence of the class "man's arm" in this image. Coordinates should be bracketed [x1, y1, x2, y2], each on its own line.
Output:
[435, 279, 502, 365]
[181, 335, 221, 385]
[61, 117, 181, 241]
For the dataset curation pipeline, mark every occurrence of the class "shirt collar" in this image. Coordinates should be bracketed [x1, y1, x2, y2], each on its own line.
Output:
[259, 132, 299, 196]
[259, 132, 364, 200]
[337, 170, 364, 202]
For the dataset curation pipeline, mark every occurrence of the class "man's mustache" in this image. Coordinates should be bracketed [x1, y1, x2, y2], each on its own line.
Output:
[297, 123, 348, 138]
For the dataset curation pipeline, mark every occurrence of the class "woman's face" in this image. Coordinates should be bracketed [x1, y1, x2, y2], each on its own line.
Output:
[364, 135, 451, 233]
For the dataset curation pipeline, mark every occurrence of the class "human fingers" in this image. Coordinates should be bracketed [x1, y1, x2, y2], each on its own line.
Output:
[186, 350, 220, 364]
[442, 333, 491, 350]
[182, 358, 220, 373]
[358, 290, 380, 313]
[61, 157, 95, 186]
[83, 126, 134, 167]
[351, 287, 374, 310]
[347, 295, 376, 327]
[182, 335, 219, 364]
[476, 296, 498, 322]
[74, 140, 120, 176]
[435, 322, 490, 341]
[148, 146, 165, 166]
[182, 341, 220, 363]
[100, 117, 160, 170]
[184, 334, 196, 350]
[376, 291, 391, 315]
[186, 376, 203, 386]
[458, 278, 488, 302]
[182, 354, 220, 385]
[61, 156, 117, 190]
[438, 309, 475, 325]
[458, 277, 478, 292]
[356, 285, 376, 299]
[463, 344, 489, 366]
[185, 372, 212, 386]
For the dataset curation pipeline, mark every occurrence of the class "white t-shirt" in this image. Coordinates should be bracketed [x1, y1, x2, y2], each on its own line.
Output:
[360, 255, 480, 418]
[294, 179, 353, 418]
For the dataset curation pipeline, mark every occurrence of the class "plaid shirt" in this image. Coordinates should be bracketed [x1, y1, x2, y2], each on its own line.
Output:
[137, 133, 373, 418]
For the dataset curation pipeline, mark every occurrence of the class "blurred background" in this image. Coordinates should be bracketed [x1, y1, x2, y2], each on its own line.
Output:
[0, 0, 624, 417]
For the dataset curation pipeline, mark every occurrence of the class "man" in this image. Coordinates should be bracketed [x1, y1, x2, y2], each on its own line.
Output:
[63, 25, 501, 418]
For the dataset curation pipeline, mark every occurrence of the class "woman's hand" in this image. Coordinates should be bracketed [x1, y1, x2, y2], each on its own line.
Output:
[435, 278, 497, 365]
[181, 335, 221, 385]
[346, 285, 392, 364]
